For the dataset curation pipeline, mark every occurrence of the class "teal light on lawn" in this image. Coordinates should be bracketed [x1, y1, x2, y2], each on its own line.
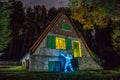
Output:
[60, 53, 74, 72]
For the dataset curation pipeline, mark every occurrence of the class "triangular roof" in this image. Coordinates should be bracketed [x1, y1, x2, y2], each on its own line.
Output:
[29, 9, 97, 60]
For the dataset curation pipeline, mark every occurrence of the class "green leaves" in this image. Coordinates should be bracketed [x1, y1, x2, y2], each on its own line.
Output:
[0, 2, 11, 51]
[69, 0, 118, 29]
[111, 22, 120, 55]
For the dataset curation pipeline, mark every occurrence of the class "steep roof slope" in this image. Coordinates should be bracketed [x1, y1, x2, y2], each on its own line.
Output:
[29, 9, 99, 62]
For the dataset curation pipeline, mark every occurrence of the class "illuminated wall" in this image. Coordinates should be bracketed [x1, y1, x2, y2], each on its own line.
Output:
[46, 36, 82, 72]
[47, 35, 82, 57]
[28, 13, 103, 72]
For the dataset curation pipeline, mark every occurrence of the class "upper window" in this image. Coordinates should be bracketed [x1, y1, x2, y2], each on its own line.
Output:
[56, 37, 66, 50]
[47, 36, 72, 50]
[61, 22, 70, 30]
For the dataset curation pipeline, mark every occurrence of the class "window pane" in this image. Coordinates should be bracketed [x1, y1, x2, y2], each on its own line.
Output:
[56, 37, 66, 49]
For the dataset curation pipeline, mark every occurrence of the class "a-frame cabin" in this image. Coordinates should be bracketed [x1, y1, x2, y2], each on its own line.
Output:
[21, 9, 103, 72]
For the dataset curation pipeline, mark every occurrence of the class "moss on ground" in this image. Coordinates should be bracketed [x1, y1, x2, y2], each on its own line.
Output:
[0, 66, 24, 71]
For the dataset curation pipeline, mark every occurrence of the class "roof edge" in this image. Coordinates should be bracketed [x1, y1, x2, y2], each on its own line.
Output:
[68, 17, 99, 60]
[29, 9, 99, 61]
[30, 9, 64, 54]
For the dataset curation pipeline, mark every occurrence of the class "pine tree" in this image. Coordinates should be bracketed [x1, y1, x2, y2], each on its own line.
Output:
[48, 7, 58, 21]
[25, 5, 47, 50]
[0, 2, 11, 52]
[40, 6, 47, 30]
[34, 5, 43, 36]
[25, 7, 36, 48]
[3, 0, 25, 60]
[34, 5, 47, 34]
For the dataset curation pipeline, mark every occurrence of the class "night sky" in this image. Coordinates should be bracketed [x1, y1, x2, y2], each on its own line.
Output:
[3, 0, 69, 9]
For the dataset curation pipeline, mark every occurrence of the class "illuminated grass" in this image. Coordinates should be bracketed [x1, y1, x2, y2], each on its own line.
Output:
[0, 66, 25, 71]
[0, 66, 120, 80]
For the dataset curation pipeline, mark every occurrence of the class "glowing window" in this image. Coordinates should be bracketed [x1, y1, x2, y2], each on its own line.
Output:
[72, 41, 82, 57]
[56, 37, 66, 49]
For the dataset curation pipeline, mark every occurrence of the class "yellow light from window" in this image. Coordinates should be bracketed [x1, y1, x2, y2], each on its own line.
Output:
[56, 37, 66, 50]
[72, 40, 82, 57]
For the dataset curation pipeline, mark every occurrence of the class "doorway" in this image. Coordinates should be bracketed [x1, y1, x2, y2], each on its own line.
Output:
[72, 41, 82, 57]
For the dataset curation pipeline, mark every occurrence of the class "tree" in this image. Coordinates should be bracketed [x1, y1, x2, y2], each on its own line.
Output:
[34, 5, 43, 35]
[69, 0, 120, 29]
[2, 1, 48, 60]
[48, 7, 58, 21]
[34, 5, 47, 36]
[25, 7, 36, 49]
[111, 21, 120, 55]
[2, 0, 26, 60]
[69, 0, 120, 67]
[0, 2, 11, 52]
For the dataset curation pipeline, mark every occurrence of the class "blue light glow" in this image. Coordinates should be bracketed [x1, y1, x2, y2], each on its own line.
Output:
[60, 53, 74, 72]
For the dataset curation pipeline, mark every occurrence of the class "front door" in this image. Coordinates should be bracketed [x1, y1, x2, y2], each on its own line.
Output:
[48, 61, 61, 72]
[73, 41, 82, 57]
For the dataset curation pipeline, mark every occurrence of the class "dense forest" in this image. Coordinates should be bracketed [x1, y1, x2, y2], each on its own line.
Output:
[0, 2, 11, 53]
[0, 0, 120, 69]
[69, 0, 120, 68]
[0, 0, 61, 61]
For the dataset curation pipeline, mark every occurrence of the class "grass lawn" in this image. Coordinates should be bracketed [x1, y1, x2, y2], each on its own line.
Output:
[0, 66, 120, 80]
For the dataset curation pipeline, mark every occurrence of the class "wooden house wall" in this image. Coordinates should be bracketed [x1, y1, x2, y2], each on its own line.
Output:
[27, 13, 103, 71]
[29, 49, 67, 71]
[29, 33, 103, 71]
[50, 14, 78, 37]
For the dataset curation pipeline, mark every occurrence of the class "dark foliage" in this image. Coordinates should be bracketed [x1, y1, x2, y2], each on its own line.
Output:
[1, 0, 25, 60]
[0, 2, 11, 52]
[1, 0, 58, 61]
[73, 19, 120, 68]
